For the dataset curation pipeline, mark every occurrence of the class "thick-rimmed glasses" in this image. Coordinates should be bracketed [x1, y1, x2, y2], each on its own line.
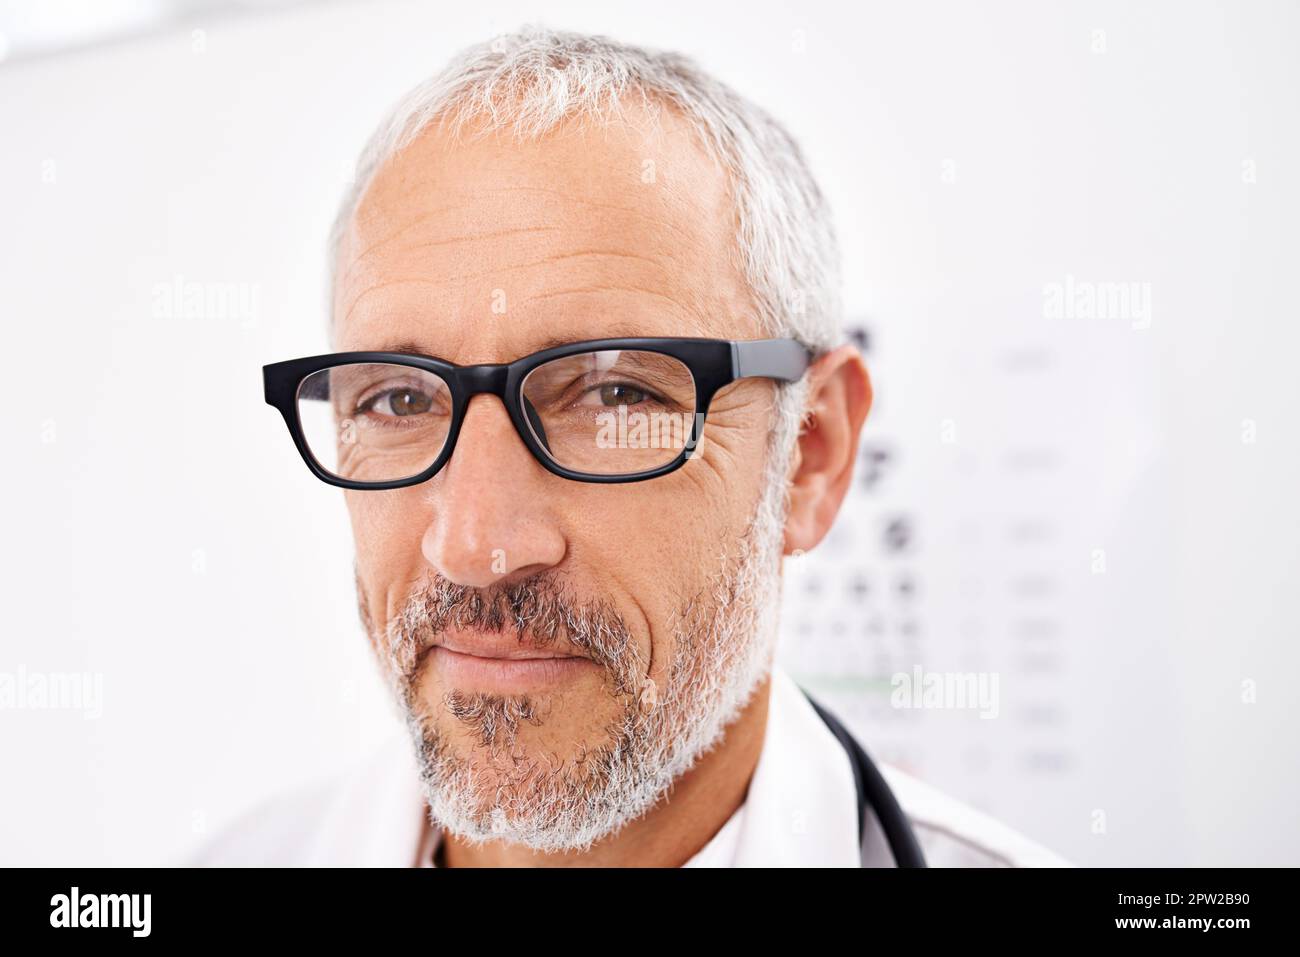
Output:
[262, 337, 813, 488]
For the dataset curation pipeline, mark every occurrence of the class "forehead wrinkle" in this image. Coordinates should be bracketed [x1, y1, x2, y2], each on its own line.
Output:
[340, 214, 711, 331]
[339, 277, 462, 329]
[341, 282, 715, 349]
[466, 185, 709, 246]
[340, 187, 709, 305]
[338, 243, 691, 330]
[340, 222, 563, 287]
[520, 284, 702, 319]
[339, 203, 463, 282]
[358, 184, 714, 265]
[340, 127, 738, 276]
[367, 248, 681, 291]
[350, 175, 718, 270]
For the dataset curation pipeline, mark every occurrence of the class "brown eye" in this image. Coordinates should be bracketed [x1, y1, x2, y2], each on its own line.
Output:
[389, 389, 433, 415]
[598, 383, 648, 406]
[364, 388, 435, 416]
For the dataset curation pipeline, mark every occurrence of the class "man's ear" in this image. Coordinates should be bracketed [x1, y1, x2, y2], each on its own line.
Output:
[783, 344, 872, 556]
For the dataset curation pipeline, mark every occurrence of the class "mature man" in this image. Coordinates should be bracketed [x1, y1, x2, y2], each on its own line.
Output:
[205, 28, 1064, 867]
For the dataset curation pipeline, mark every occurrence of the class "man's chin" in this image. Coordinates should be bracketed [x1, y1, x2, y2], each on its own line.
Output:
[411, 716, 650, 853]
[410, 667, 618, 749]
[409, 689, 629, 775]
[427, 719, 589, 769]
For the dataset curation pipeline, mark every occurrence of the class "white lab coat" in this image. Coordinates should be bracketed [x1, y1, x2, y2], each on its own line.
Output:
[191, 668, 1069, 867]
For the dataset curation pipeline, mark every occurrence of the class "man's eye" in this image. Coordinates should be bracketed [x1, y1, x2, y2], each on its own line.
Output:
[590, 383, 650, 407]
[362, 388, 435, 416]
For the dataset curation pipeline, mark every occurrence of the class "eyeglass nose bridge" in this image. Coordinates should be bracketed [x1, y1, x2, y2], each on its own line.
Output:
[456, 362, 510, 397]
[448, 362, 553, 459]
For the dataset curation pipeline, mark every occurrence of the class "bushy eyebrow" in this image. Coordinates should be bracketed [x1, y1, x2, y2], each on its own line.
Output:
[528, 325, 669, 353]
[364, 338, 433, 357]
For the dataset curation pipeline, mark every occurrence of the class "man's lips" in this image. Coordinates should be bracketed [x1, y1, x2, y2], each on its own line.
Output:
[421, 631, 598, 693]
[432, 631, 587, 661]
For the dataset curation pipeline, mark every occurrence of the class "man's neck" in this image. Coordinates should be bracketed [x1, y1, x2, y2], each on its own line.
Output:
[440, 675, 771, 867]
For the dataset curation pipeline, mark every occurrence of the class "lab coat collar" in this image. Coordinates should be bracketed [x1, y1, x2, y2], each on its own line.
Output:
[731, 667, 862, 866]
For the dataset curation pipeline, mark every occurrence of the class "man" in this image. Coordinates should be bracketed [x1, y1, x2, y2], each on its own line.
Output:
[202, 28, 1066, 867]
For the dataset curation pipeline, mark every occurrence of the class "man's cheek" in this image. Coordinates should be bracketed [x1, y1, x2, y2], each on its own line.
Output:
[347, 487, 427, 549]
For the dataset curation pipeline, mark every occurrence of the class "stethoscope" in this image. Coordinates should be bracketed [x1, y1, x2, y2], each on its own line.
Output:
[803, 691, 928, 868]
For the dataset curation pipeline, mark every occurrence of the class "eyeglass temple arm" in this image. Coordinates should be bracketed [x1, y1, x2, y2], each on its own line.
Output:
[731, 338, 814, 382]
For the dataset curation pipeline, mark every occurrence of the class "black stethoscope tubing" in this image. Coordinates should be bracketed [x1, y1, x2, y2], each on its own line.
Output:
[804, 690, 928, 868]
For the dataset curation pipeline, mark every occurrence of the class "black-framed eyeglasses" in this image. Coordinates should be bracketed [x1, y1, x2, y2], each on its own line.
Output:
[262, 337, 813, 488]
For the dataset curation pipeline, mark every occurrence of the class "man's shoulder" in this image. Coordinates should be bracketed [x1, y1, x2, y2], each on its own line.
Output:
[879, 763, 1071, 868]
[773, 671, 1068, 867]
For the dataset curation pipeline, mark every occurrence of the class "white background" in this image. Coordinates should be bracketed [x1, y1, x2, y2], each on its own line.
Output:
[1, 0, 1297, 866]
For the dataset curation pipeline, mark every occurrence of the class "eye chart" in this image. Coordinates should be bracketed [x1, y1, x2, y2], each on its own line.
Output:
[775, 312, 1183, 865]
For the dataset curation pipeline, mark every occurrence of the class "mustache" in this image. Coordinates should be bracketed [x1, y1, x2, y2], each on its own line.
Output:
[387, 572, 642, 694]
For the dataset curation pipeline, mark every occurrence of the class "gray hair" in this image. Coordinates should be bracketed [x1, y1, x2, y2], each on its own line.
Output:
[329, 27, 842, 502]
[330, 26, 843, 351]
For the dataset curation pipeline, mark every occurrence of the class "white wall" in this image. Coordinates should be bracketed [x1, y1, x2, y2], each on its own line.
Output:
[1, 0, 1296, 866]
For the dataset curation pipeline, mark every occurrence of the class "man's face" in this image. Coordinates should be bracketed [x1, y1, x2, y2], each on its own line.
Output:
[333, 107, 787, 850]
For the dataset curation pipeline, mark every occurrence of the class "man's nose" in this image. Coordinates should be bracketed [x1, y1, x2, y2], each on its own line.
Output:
[420, 395, 566, 589]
